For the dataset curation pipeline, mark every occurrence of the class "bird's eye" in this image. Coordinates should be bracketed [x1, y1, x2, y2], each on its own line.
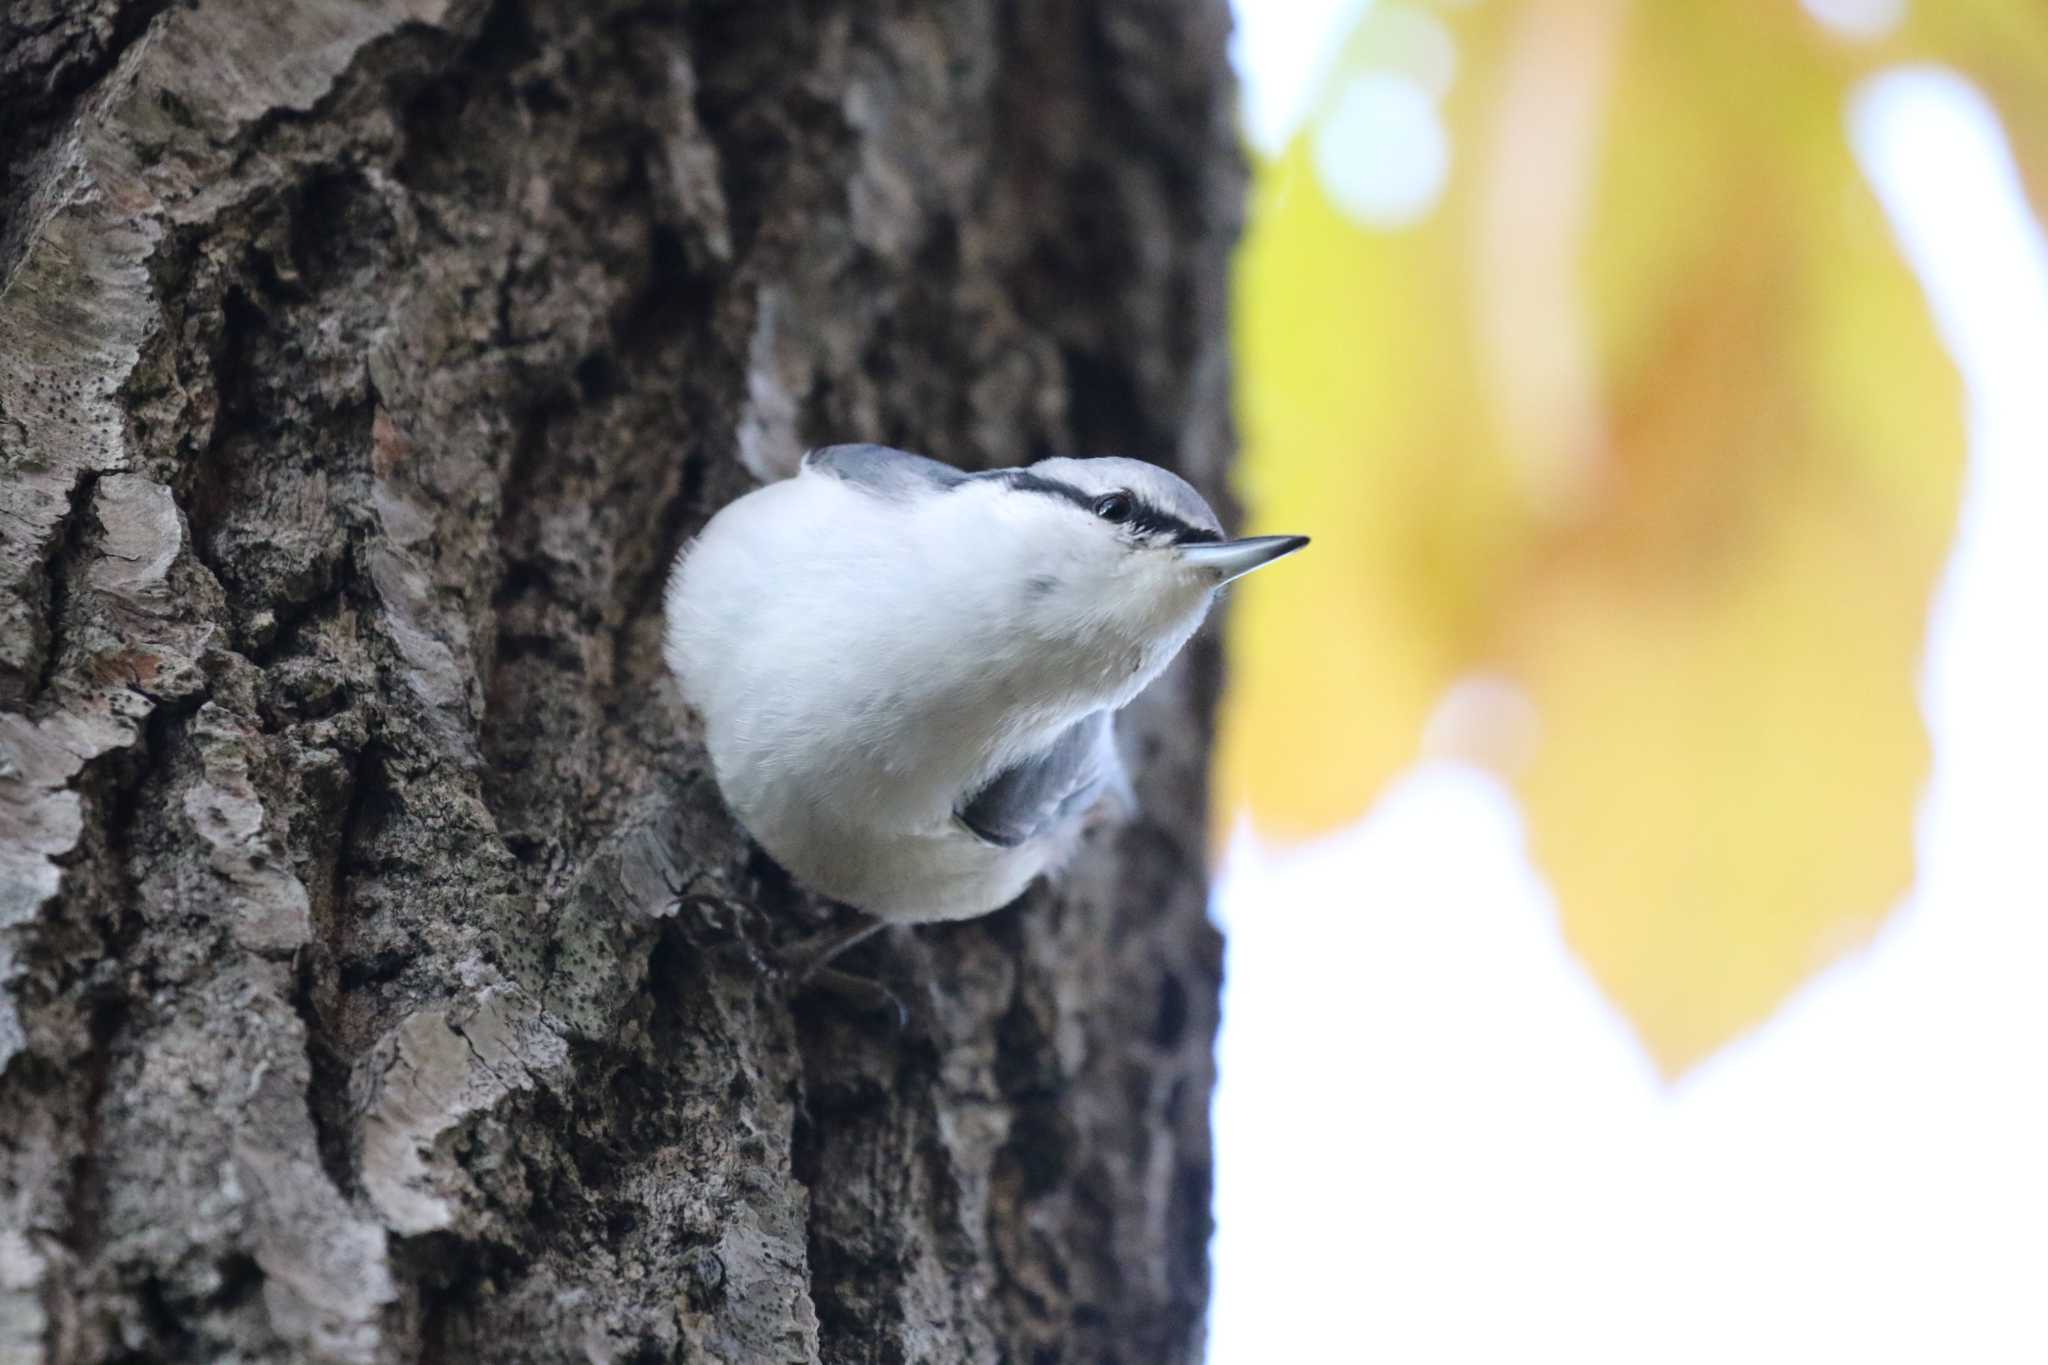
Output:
[1093, 492, 1134, 524]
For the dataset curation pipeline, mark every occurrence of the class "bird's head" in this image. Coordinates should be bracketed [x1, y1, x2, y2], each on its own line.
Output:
[979, 455, 1308, 699]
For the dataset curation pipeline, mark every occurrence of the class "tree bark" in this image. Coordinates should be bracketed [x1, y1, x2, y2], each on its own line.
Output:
[0, 1, 1241, 1361]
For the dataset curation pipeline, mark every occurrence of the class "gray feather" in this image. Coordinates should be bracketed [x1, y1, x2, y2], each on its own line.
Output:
[958, 711, 1126, 848]
[804, 443, 968, 498]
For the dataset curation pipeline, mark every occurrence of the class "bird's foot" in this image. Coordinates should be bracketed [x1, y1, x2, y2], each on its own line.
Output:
[778, 919, 886, 981]
[777, 919, 905, 1028]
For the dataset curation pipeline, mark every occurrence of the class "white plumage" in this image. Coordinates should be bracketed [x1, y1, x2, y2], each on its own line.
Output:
[663, 444, 1306, 923]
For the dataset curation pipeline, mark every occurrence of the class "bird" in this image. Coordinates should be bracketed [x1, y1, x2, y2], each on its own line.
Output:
[662, 443, 1307, 936]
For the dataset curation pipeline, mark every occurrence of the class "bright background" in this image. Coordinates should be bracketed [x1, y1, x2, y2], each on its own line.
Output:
[1209, 2, 2048, 1361]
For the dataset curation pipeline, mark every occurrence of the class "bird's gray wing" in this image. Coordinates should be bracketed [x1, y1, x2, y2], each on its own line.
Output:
[803, 443, 968, 499]
[957, 711, 1128, 849]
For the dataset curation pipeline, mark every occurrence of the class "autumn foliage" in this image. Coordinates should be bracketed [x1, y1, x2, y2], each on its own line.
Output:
[1216, 0, 2008, 1075]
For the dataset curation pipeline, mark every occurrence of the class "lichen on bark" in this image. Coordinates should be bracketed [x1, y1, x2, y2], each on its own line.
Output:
[0, 1, 1241, 1360]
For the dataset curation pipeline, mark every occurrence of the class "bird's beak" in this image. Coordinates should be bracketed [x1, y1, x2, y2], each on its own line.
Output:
[1177, 534, 1311, 583]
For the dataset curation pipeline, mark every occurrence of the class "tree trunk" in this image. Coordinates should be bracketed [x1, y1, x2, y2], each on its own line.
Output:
[0, 1, 1240, 1360]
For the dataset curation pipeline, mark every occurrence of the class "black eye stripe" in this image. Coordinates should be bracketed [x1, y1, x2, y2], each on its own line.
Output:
[979, 470, 1222, 545]
[1126, 502, 1221, 544]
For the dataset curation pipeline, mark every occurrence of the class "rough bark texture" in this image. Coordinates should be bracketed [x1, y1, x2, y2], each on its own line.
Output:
[0, 1, 1241, 1361]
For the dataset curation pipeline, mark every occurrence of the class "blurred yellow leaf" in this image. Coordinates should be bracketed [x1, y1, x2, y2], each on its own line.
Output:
[1219, 0, 1970, 1074]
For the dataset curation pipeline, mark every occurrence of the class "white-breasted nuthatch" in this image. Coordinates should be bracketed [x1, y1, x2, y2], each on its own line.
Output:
[663, 444, 1307, 925]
